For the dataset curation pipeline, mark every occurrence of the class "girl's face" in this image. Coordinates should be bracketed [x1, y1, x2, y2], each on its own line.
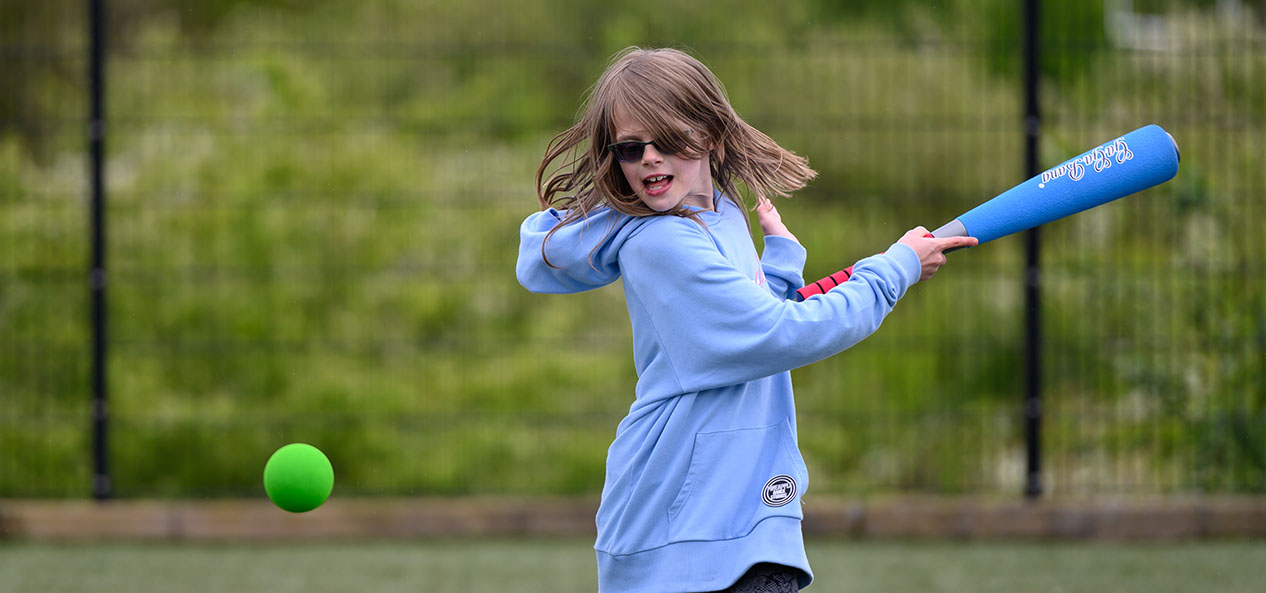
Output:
[610, 106, 714, 212]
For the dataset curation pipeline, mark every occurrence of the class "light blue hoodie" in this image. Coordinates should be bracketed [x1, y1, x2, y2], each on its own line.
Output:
[516, 191, 921, 592]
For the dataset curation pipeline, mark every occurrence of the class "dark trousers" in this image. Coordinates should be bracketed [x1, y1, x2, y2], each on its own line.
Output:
[709, 563, 800, 593]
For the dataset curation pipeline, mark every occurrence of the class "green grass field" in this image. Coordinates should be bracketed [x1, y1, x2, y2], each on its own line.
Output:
[2, 538, 1264, 593]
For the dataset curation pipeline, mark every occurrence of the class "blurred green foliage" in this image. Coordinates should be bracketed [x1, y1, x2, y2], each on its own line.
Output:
[1, 0, 1263, 498]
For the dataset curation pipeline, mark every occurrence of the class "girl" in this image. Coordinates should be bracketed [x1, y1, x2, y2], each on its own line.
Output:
[516, 47, 975, 593]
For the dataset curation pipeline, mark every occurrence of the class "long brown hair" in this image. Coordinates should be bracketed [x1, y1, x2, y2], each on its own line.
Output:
[537, 47, 816, 258]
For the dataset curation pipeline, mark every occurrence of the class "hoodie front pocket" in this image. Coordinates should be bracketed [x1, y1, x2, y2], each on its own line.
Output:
[666, 420, 808, 543]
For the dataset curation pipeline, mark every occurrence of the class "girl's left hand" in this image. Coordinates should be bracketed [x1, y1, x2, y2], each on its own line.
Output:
[897, 226, 979, 281]
[757, 200, 798, 243]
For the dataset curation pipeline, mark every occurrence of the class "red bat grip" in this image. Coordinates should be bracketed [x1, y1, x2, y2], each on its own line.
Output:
[795, 233, 933, 302]
[795, 268, 853, 301]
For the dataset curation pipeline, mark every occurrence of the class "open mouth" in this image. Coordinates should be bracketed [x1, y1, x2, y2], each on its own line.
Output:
[643, 174, 673, 196]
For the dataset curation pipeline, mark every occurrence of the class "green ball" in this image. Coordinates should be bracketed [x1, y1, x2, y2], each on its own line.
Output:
[263, 443, 334, 513]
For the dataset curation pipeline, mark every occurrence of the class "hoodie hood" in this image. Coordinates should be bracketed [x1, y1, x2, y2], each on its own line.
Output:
[516, 206, 650, 294]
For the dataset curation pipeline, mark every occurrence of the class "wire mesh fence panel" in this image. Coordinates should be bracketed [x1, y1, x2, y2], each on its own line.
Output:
[1, 0, 93, 498]
[1040, 1, 1266, 495]
[1, 0, 1262, 498]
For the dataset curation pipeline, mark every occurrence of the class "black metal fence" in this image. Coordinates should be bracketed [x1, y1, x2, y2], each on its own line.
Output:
[2, 0, 1263, 499]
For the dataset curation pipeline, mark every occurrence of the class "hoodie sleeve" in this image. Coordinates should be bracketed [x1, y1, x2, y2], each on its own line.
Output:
[759, 235, 807, 301]
[516, 207, 637, 294]
[619, 217, 921, 393]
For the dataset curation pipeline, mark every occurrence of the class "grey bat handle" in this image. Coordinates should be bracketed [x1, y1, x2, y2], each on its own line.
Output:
[930, 219, 968, 238]
[930, 219, 971, 253]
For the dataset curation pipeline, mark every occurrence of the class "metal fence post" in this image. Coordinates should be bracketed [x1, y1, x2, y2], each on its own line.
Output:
[89, 0, 111, 501]
[1023, 0, 1043, 499]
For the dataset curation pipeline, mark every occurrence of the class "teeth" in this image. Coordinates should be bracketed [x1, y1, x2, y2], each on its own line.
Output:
[645, 175, 669, 183]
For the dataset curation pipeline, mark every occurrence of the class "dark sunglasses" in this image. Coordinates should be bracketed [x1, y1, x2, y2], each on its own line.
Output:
[606, 130, 694, 163]
[606, 140, 671, 163]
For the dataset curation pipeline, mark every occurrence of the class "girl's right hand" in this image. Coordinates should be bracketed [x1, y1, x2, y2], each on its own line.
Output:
[756, 199, 798, 243]
[897, 226, 978, 281]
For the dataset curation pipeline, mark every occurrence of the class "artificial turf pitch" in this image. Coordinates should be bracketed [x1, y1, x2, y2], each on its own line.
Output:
[2, 538, 1263, 593]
